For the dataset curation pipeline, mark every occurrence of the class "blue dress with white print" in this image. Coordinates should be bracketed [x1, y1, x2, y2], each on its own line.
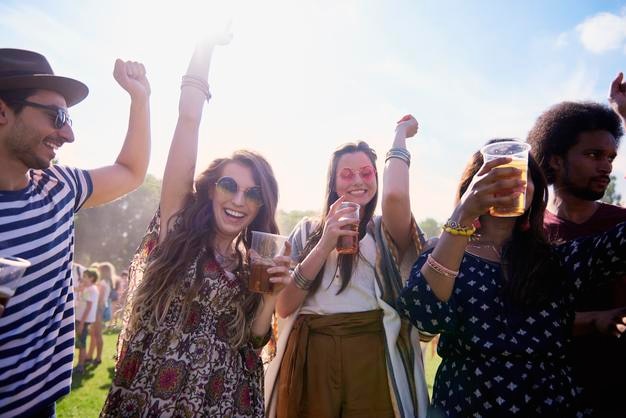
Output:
[397, 222, 626, 418]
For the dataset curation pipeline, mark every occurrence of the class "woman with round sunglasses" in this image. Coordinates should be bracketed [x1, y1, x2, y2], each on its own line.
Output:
[264, 115, 431, 418]
[101, 34, 291, 417]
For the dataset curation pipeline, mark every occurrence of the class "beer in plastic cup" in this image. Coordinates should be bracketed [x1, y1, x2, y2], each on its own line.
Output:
[480, 141, 531, 217]
[0, 257, 31, 310]
[248, 231, 288, 294]
[336, 202, 360, 254]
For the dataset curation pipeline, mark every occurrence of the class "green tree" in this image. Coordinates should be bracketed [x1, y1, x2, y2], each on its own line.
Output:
[74, 174, 161, 270]
[418, 217, 442, 240]
[601, 174, 622, 205]
[277, 209, 319, 236]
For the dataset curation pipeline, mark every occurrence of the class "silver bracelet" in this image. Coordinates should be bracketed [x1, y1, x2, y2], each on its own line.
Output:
[292, 264, 314, 291]
[385, 148, 411, 167]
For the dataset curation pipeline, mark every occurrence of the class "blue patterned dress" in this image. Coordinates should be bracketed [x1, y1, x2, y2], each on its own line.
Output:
[398, 223, 626, 418]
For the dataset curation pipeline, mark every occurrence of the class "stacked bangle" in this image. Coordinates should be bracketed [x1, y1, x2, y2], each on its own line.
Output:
[442, 219, 476, 237]
[292, 264, 314, 291]
[181, 75, 211, 101]
[426, 254, 459, 279]
[385, 148, 411, 167]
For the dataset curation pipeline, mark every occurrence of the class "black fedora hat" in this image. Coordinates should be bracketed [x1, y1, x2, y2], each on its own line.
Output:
[0, 49, 88, 107]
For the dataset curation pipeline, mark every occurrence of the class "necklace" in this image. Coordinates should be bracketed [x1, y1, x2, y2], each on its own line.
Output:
[213, 249, 237, 270]
[466, 241, 502, 260]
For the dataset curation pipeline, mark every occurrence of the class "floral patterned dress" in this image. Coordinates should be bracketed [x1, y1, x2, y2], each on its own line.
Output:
[100, 213, 264, 418]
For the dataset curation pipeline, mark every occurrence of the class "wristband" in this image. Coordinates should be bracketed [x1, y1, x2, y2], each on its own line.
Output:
[442, 218, 476, 237]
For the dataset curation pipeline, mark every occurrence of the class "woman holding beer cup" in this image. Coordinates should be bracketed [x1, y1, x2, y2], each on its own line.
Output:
[397, 139, 626, 417]
[264, 115, 431, 418]
[101, 35, 291, 417]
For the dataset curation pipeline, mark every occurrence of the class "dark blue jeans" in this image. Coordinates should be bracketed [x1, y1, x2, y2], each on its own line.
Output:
[27, 402, 55, 418]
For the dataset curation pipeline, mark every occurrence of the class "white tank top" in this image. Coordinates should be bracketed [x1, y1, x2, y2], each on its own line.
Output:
[300, 233, 378, 315]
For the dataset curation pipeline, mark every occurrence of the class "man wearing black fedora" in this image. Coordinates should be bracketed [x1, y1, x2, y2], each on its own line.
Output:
[0, 48, 151, 417]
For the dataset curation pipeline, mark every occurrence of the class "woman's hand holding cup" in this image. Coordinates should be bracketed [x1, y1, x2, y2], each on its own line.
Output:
[456, 157, 527, 225]
[267, 242, 293, 297]
[319, 196, 360, 255]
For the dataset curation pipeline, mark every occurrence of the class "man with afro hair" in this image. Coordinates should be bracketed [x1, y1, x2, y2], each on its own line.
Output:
[527, 73, 626, 418]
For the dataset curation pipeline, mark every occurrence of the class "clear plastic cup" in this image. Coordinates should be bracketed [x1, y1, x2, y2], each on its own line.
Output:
[248, 231, 288, 293]
[336, 202, 360, 254]
[0, 256, 31, 310]
[481, 141, 531, 217]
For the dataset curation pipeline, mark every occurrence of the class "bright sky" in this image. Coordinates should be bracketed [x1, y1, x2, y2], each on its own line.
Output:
[3, 0, 626, 222]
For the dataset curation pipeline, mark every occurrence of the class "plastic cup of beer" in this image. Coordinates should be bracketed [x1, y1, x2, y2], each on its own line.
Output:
[0, 256, 31, 311]
[248, 231, 288, 294]
[480, 141, 531, 217]
[336, 202, 360, 254]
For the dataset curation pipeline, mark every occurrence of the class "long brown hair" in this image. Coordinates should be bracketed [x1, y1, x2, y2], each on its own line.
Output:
[300, 141, 378, 294]
[96, 261, 116, 290]
[129, 150, 279, 348]
[457, 139, 564, 308]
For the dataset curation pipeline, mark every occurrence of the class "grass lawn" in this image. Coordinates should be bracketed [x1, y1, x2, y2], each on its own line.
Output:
[423, 338, 442, 398]
[57, 329, 119, 418]
[56, 331, 441, 417]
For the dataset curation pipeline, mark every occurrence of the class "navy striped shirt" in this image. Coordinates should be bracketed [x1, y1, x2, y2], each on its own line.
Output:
[0, 165, 92, 417]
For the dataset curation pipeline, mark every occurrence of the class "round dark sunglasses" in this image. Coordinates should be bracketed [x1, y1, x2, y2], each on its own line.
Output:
[215, 176, 264, 208]
[13, 100, 72, 129]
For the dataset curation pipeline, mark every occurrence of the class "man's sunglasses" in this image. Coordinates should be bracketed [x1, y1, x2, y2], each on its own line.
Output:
[13, 100, 72, 129]
[338, 165, 376, 181]
[215, 176, 264, 208]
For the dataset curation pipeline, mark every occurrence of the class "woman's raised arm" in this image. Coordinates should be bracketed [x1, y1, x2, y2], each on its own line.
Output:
[382, 115, 417, 254]
[159, 33, 231, 241]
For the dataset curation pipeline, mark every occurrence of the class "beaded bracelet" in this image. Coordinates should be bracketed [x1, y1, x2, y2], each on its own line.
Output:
[426, 254, 459, 279]
[442, 219, 476, 237]
[292, 264, 314, 291]
[385, 148, 411, 167]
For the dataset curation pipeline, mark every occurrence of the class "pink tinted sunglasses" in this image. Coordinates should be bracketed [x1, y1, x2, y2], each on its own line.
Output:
[338, 166, 376, 181]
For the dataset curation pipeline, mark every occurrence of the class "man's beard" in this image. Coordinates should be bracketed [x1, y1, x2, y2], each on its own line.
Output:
[560, 165, 607, 201]
[563, 183, 605, 201]
[7, 125, 52, 170]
